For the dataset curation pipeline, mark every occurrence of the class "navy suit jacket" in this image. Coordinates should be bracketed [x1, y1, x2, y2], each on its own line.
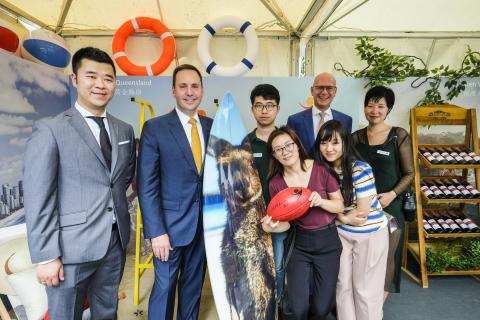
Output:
[287, 107, 352, 154]
[137, 110, 213, 246]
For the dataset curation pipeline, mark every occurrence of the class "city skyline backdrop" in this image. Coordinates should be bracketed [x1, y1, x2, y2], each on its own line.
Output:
[0, 180, 23, 217]
[0, 51, 69, 226]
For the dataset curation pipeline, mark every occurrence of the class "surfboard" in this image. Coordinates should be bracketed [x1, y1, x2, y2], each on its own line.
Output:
[202, 92, 276, 320]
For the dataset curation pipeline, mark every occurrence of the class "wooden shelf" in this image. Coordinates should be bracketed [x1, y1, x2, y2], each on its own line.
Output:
[429, 269, 480, 276]
[424, 231, 480, 238]
[407, 242, 480, 276]
[406, 242, 421, 264]
[419, 191, 480, 204]
[407, 105, 480, 288]
[418, 153, 480, 169]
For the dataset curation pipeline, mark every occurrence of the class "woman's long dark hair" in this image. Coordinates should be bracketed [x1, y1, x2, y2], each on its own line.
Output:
[267, 126, 309, 181]
[313, 120, 357, 206]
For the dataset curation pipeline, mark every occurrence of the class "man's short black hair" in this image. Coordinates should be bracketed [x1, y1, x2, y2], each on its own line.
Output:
[172, 64, 203, 87]
[250, 84, 280, 105]
[71, 47, 116, 76]
[364, 85, 395, 110]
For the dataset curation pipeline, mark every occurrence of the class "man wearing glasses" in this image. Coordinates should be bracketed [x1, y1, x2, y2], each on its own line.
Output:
[287, 72, 352, 154]
[246, 84, 287, 314]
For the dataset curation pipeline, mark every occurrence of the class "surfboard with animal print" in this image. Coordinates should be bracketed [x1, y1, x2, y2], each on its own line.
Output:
[202, 92, 276, 320]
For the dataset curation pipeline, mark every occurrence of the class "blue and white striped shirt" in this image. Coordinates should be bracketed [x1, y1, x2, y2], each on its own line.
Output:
[338, 161, 387, 233]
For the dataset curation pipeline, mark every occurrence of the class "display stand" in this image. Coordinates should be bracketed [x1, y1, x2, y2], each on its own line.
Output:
[132, 97, 155, 305]
[0, 299, 12, 320]
[403, 104, 480, 288]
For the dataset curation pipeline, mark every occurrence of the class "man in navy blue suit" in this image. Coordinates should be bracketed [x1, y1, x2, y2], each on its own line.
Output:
[287, 72, 352, 154]
[137, 64, 213, 320]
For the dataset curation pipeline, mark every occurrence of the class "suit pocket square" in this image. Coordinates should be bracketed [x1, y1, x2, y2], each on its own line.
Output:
[118, 140, 130, 145]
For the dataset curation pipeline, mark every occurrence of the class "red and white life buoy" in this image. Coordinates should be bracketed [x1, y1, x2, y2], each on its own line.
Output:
[112, 17, 175, 76]
[0, 11, 28, 57]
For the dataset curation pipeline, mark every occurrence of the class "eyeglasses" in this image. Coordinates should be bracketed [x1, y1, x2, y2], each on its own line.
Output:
[313, 85, 336, 92]
[272, 141, 296, 156]
[253, 103, 277, 111]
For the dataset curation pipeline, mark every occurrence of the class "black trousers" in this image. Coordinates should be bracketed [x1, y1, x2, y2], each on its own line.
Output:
[283, 224, 342, 320]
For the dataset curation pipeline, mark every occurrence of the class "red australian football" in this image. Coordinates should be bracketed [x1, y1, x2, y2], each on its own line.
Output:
[267, 187, 312, 221]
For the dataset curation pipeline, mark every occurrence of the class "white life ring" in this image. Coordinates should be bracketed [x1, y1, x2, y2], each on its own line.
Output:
[197, 16, 258, 76]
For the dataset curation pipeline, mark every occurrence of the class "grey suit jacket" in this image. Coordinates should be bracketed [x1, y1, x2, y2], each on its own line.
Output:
[23, 107, 136, 264]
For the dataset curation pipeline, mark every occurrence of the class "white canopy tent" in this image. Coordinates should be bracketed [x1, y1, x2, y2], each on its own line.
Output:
[1, 0, 479, 76]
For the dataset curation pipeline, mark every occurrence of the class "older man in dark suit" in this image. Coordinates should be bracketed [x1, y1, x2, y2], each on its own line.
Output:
[287, 72, 352, 154]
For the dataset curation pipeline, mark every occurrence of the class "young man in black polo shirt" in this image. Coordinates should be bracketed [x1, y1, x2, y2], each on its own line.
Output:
[247, 84, 287, 309]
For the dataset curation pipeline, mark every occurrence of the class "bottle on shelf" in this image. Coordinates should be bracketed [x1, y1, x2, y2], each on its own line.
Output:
[452, 210, 480, 233]
[430, 211, 452, 233]
[452, 147, 475, 164]
[442, 179, 464, 199]
[420, 181, 436, 198]
[464, 182, 480, 198]
[424, 180, 446, 199]
[464, 148, 480, 163]
[419, 147, 440, 164]
[436, 147, 457, 164]
[422, 217, 436, 233]
[427, 147, 448, 164]
[447, 209, 471, 233]
[423, 211, 443, 233]
[438, 211, 461, 233]
[433, 179, 454, 199]
[450, 178, 473, 198]
[444, 147, 467, 164]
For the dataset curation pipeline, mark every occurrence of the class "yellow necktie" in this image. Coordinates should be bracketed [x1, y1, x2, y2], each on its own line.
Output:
[189, 117, 202, 173]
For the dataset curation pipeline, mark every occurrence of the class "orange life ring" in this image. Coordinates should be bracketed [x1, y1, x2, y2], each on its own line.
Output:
[112, 17, 175, 76]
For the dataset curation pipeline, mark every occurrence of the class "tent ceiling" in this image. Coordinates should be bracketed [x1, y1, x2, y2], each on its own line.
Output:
[326, 0, 480, 33]
[0, 0, 479, 38]
[0, 0, 312, 34]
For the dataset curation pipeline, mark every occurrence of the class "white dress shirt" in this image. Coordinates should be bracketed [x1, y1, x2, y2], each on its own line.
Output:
[76, 102, 116, 224]
[175, 107, 205, 161]
[312, 106, 333, 139]
[75, 102, 111, 145]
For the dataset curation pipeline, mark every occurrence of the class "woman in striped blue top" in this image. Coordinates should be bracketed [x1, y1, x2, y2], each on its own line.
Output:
[313, 120, 389, 320]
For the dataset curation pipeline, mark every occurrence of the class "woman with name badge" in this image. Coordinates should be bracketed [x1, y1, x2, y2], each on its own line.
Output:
[261, 126, 344, 319]
[351, 86, 414, 297]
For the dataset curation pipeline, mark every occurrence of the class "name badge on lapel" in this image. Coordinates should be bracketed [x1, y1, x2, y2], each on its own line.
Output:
[253, 152, 263, 158]
[377, 150, 390, 156]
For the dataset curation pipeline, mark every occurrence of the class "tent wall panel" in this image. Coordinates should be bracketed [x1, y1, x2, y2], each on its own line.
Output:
[65, 36, 291, 76]
[313, 38, 480, 76]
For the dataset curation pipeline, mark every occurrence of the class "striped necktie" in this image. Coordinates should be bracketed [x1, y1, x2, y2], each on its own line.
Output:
[319, 111, 326, 127]
[189, 117, 202, 173]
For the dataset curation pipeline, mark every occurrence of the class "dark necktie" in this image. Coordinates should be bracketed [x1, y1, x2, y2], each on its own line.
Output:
[88, 116, 112, 170]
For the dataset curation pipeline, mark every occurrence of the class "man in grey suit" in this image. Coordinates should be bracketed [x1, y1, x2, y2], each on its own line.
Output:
[23, 47, 136, 319]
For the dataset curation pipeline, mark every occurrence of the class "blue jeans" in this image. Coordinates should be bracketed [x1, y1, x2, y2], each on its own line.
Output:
[271, 231, 288, 304]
